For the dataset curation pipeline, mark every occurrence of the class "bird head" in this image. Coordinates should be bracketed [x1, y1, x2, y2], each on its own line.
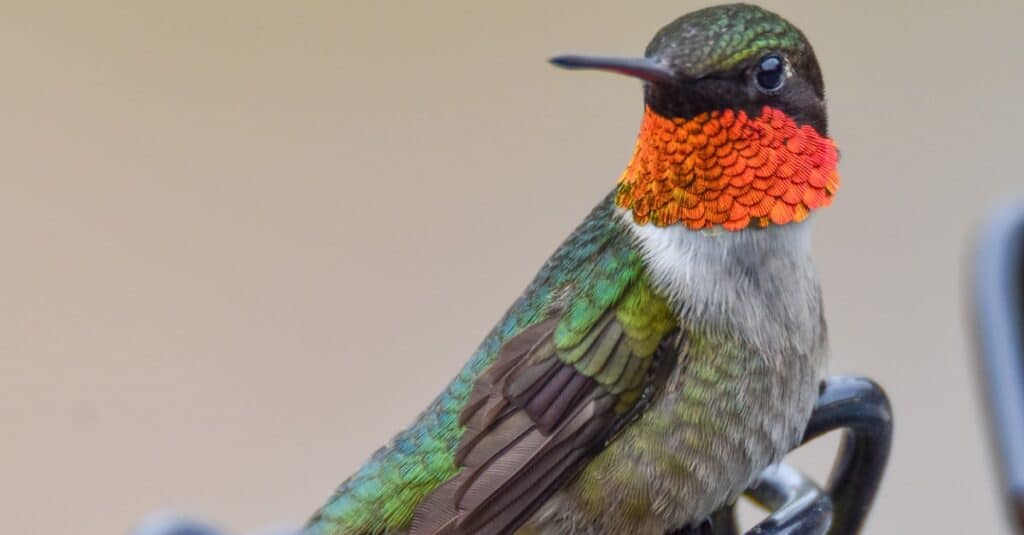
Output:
[553, 4, 839, 230]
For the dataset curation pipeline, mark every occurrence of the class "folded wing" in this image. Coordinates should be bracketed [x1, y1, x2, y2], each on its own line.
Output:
[410, 273, 681, 535]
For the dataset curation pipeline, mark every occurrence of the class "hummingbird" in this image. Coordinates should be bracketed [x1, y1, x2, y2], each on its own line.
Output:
[306, 3, 839, 534]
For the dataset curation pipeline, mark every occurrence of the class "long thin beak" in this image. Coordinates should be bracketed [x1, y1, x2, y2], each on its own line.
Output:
[549, 54, 677, 84]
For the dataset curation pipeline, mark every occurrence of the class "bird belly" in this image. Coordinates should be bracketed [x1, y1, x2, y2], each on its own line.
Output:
[521, 329, 824, 535]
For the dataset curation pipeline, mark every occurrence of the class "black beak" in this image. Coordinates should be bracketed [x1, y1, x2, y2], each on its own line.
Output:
[549, 55, 677, 84]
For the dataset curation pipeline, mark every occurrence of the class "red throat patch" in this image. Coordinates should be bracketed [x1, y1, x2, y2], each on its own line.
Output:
[616, 105, 840, 230]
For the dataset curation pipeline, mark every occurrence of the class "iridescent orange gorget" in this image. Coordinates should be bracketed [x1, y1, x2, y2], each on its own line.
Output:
[617, 105, 840, 231]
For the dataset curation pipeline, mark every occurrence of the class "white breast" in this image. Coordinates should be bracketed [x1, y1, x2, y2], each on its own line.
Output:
[619, 207, 821, 358]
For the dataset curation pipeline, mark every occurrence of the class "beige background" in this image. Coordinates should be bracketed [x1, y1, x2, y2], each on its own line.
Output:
[2, 1, 1022, 533]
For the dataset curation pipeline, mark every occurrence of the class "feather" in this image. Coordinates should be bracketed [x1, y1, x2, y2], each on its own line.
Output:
[410, 296, 680, 535]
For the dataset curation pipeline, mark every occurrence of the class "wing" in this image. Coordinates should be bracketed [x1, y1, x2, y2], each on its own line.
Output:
[409, 262, 681, 535]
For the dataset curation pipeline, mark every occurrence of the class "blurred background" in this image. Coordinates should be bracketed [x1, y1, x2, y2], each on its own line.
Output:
[2, 1, 1023, 533]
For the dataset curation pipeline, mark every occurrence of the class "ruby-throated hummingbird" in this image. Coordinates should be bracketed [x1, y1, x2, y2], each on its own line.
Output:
[305, 4, 840, 534]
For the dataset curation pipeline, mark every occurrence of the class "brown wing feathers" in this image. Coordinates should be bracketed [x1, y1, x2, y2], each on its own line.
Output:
[410, 312, 676, 535]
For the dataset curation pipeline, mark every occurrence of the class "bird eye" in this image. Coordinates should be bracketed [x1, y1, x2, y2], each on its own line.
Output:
[753, 54, 786, 93]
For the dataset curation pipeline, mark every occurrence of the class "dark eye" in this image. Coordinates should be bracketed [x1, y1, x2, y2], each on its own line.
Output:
[753, 54, 786, 93]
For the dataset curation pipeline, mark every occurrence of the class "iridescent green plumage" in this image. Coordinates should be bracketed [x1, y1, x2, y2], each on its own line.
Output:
[645, 3, 808, 74]
[306, 193, 678, 534]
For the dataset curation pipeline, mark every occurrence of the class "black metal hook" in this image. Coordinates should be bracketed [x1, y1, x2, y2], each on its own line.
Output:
[800, 376, 892, 535]
[743, 464, 833, 535]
